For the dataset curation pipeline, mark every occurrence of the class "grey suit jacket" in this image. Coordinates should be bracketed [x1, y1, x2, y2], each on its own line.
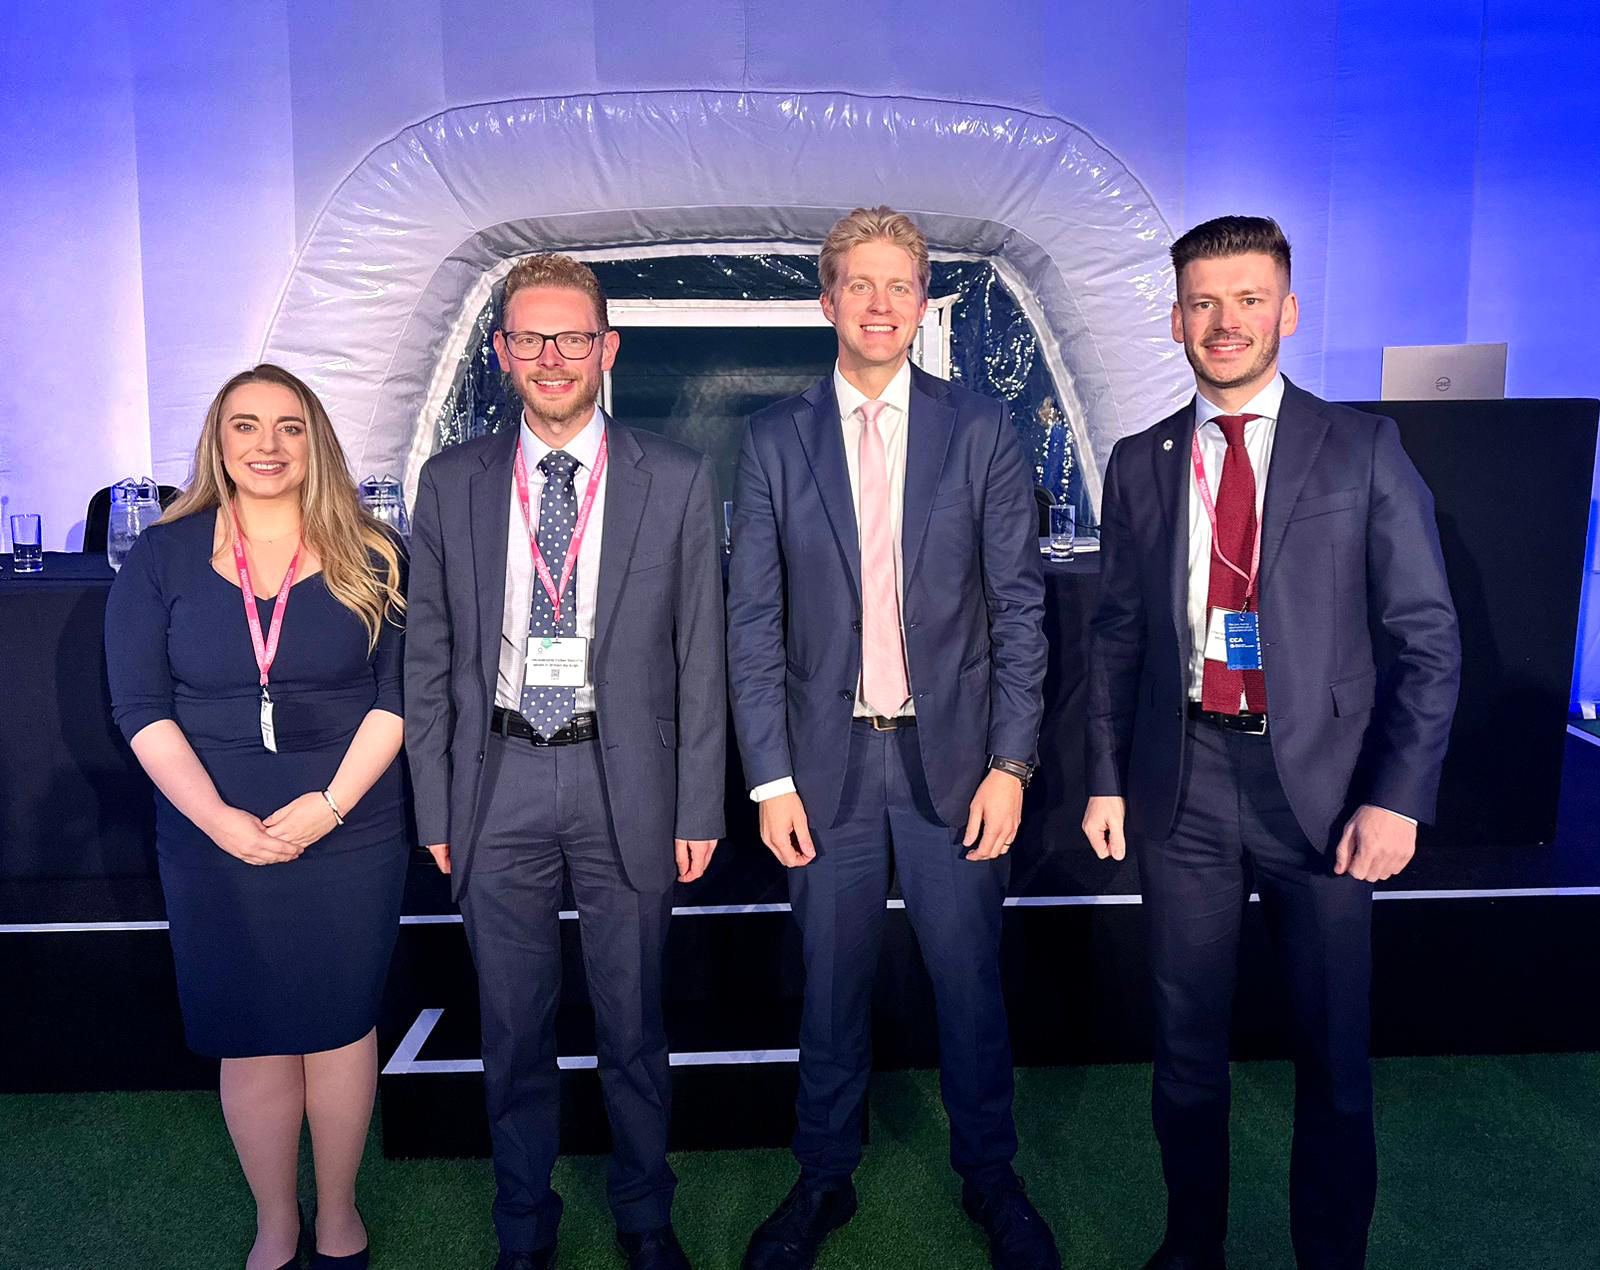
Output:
[405, 418, 726, 897]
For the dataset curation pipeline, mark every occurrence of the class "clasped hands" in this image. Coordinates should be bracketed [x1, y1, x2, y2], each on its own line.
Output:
[208, 792, 340, 866]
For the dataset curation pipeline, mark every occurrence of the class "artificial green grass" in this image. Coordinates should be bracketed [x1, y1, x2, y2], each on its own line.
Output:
[3, 1056, 1598, 1269]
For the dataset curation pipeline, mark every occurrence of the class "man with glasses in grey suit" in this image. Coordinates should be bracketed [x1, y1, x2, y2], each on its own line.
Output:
[407, 254, 726, 1270]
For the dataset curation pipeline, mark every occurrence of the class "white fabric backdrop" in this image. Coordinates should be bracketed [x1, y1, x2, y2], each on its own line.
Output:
[2, 0, 1596, 702]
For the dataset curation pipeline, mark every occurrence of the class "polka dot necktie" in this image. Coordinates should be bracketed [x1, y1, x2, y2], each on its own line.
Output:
[520, 449, 580, 738]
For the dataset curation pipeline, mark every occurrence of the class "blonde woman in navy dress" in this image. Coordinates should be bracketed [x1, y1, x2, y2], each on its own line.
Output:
[106, 364, 405, 1270]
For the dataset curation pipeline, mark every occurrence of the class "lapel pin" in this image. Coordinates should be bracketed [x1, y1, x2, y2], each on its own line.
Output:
[1162, 439, 1174, 452]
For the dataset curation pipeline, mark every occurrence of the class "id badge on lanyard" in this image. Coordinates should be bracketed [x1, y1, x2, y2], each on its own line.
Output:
[231, 525, 301, 753]
[1192, 429, 1264, 672]
[513, 431, 607, 689]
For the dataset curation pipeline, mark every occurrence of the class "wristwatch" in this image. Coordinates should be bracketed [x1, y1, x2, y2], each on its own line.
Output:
[987, 755, 1036, 788]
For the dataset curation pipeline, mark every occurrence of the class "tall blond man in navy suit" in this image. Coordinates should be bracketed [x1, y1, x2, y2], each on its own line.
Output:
[728, 208, 1060, 1270]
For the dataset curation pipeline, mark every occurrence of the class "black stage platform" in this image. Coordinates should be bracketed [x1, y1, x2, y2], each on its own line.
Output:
[4, 397, 1596, 1161]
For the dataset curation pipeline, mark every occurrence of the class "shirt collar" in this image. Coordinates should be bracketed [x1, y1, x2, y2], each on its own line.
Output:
[833, 358, 913, 425]
[520, 405, 605, 472]
[1195, 372, 1285, 432]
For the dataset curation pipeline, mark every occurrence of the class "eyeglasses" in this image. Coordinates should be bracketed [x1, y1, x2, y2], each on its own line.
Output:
[500, 329, 606, 360]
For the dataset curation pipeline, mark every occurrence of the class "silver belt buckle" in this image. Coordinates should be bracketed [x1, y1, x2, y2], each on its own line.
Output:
[869, 714, 897, 732]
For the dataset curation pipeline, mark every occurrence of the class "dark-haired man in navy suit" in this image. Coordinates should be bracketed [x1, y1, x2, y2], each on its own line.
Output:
[1084, 216, 1460, 1270]
[728, 207, 1058, 1270]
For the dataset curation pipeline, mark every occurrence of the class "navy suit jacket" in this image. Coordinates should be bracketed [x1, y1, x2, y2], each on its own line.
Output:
[727, 364, 1047, 830]
[404, 419, 726, 898]
[1087, 378, 1461, 849]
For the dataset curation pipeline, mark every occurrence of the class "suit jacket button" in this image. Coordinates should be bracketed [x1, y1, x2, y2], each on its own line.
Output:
[476, 751, 485, 761]
[840, 690, 852, 700]
[851, 620, 862, 632]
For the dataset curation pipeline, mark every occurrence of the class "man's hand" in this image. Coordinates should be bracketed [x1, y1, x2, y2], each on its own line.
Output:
[963, 769, 1023, 861]
[758, 792, 816, 868]
[1333, 805, 1416, 882]
[262, 792, 340, 850]
[207, 805, 305, 866]
[1082, 795, 1127, 861]
[676, 838, 719, 883]
[424, 843, 451, 874]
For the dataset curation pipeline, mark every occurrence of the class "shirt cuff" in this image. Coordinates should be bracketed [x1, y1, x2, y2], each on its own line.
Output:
[750, 776, 797, 802]
[1364, 803, 1418, 826]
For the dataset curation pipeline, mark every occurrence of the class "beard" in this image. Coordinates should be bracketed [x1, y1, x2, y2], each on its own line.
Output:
[1187, 326, 1280, 394]
[515, 371, 600, 428]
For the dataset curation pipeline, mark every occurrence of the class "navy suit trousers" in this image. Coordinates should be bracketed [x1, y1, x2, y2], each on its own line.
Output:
[460, 732, 675, 1253]
[788, 721, 1018, 1186]
[1138, 718, 1376, 1270]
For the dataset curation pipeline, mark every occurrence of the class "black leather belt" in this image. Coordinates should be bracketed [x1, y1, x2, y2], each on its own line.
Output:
[856, 714, 917, 732]
[491, 706, 598, 746]
[1187, 702, 1268, 735]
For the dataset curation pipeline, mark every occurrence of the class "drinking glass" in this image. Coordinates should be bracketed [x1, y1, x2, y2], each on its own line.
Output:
[10, 513, 42, 573]
[1048, 504, 1076, 561]
[107, 478, 162, 572]
[358, 475, 411, 539]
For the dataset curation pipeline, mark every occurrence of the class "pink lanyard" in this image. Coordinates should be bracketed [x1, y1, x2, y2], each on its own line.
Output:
[231, 525, 302, 696]
[1190, 426, 1262, 608]
[512, 430, 608, 626]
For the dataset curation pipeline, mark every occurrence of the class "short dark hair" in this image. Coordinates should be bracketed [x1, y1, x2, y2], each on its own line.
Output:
[1170, 216, 1291, 287]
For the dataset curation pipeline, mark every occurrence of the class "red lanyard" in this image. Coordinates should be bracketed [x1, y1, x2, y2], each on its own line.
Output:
[512, 430, 608, 626]
[1190, 426, 1261, 607]
[231, 522, 302, 693]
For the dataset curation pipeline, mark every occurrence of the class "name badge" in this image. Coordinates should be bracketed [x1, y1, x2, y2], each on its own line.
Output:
[259, 689, 278, 753]
[524, 635, 589, 687]
[1205, 607, 1264, 671]
[1223, 611, 1263, 671]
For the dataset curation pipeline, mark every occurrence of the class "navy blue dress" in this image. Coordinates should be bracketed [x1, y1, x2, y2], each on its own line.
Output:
[105, 512, 406, 1058]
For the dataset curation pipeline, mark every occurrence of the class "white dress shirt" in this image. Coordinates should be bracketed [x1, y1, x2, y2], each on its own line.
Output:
[1186, 375, 1282, 702]
[495, 407, 607, 713]
[750, 359, 914, 802]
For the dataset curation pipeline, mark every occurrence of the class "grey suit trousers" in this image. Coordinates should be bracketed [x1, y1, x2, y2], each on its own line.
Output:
[460, 730, 675, 1252]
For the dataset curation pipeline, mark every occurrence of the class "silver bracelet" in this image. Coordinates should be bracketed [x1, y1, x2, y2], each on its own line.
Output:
[321, 788, 346, 826]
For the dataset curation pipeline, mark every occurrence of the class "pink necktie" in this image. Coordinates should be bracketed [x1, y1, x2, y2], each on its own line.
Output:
[857, 400, 910, 716]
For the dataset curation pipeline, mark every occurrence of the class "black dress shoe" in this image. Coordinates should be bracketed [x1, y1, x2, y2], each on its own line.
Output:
[961, 1174, 1062, 1270]
[1141, 1245, 1226, 1270]
[740, 1178, 858, 1270]
[494, 1248, 557, 1270]
[311, 1204, 369, 1268]
[618, 1224, 691, 1269]
[311, 1247, 369, 1268]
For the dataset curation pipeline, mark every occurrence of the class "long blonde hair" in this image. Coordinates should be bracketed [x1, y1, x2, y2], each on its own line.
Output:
[163, 364, 405, 652]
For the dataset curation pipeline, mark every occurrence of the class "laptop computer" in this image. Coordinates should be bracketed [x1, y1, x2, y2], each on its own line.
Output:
[1380, 342, 1507, 400]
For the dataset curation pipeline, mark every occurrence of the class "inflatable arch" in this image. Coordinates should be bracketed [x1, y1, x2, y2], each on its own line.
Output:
[260, 90, 1191, 510]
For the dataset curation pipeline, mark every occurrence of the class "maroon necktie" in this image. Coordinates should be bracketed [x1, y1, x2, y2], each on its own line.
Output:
[1200, 414, 1267, 714]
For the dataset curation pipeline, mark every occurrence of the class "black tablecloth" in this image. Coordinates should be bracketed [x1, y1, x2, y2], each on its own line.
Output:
[0, 551, 1104, 898]
[1, 553, 156, 882]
